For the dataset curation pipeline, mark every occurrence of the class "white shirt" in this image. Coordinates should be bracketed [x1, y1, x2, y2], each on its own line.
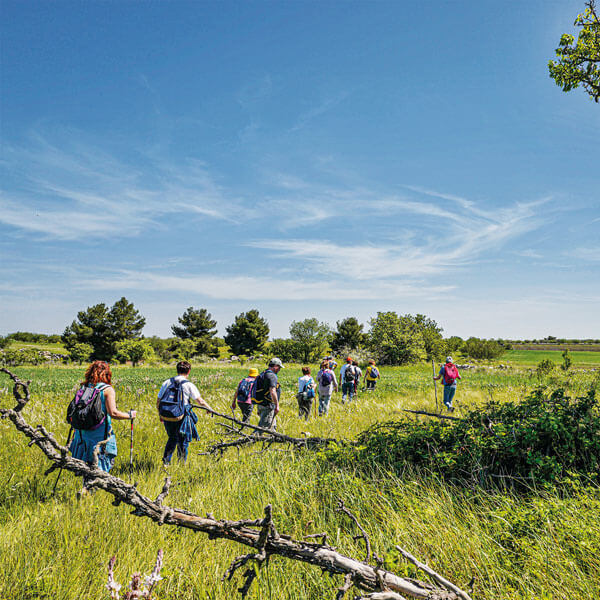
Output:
[340, 363, 356, 382]
[158, 375, 201, 406]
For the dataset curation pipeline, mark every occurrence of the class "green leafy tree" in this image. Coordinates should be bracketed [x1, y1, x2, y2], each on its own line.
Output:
[114, 339, 155, 366]
[224, 309, 270, 356]
[168, 338, 198, 362]
[68, 342, 93, 365]
[172, 307, 218, 357]
[62, 298, 146, 361]
[445, 336, 464, 354]
[414, 314, 445, 360]
[269, 338, 302, 363]
[462, 338, 506, 360]
[109, 297, 146, 340]
[368, 312, 426, 365]
[549, 0, 600, 102]
[146, 336, 173, 362]
[0, 336, 9, 350]
[289, 318, 332, 364]
[331, 317, 366, 352]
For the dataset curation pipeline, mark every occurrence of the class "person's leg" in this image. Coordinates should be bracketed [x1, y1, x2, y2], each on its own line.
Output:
[304, 398, 312, 420]
[443, 386, 456, 409]
[297, 394, 304, 417]
[162, 421, 179, 464]
[257, 404, 276, 429]
[239, 402, 253, 423]
[177, 435, 189, 463]
[321, 394, 331, 415]
[347, 382, 354, 403]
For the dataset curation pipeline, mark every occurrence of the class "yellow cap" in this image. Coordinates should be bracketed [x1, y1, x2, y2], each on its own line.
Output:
[248, 368, 259, 377]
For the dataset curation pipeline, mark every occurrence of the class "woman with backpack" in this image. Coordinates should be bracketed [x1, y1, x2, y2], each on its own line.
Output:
[296, 366, 316, 420]
[231, 368, 258, 423]
[364, 359, 380, 391]
[69, 361, 136, 476]
[316, 360, 338, 416]
[433, 356, 461, 411]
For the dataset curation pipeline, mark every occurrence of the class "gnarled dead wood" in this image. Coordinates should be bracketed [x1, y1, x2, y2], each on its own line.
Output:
[0, 369, 472, 600]
[195, 405, 338, 455]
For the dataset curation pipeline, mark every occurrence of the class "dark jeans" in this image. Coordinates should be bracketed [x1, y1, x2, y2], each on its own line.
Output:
[163, 420, 188, 464]
[297, 393, 313, 420]
[237, 402, 254, 423]
[366, 379, 376, 390]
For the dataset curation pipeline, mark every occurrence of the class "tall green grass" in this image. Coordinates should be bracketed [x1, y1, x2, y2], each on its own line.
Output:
[1, 365, 599, 599]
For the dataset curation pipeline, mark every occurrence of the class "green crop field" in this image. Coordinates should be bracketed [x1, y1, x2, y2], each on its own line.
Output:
[1, 363, 599, 600]
[505, 349, 600, 367]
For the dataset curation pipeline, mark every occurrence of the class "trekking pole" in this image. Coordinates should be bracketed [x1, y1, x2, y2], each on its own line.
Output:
[129, 410, 134, 477]
[52, 427, 73, 496]
[431, 360, 439, 413]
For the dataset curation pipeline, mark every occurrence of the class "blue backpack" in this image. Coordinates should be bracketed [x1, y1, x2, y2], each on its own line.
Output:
[320, 370, 333, 386]
[237, 377, 255, 404]
[370, 366, 380, 379]
[303, 378, 316, 399]
[158, 378, 186, 421]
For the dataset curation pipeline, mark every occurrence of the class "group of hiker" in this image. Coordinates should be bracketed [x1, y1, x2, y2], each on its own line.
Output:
[68, 355, 460, 478]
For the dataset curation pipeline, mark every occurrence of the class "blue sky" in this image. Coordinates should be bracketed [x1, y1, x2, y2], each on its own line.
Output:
[1, 1, 598, 340]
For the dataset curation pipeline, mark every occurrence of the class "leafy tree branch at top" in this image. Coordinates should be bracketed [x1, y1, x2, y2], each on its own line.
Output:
[549, 0, 600, 102]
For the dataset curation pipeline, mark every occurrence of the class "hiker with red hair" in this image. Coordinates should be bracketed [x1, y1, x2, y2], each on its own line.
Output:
[70, 361, 136, 476]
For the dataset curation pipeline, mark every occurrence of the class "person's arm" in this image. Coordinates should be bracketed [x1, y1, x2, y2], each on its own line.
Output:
[270, 385, 279, 414]
[332, 371, 338, 393]
[105, 386, 136, 420]
[434, 367, 443, 381]
[193, 393, 212, 411]
[232, 383, 239, 410]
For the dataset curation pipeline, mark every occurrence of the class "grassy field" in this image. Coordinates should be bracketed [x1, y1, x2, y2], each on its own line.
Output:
[4, 340, 67, 353]
[1, 363, 599, 600]
[505, 349, 600, 367]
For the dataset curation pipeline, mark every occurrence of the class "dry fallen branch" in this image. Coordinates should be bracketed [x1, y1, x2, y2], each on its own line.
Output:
[0, 369, 472, 600]
[195, 404, 338, 455]
[401, 409, 461, 421]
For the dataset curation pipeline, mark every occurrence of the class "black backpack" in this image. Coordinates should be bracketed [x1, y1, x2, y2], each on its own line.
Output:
[344, 365, 356, 383]
[67, 383, 108, 431]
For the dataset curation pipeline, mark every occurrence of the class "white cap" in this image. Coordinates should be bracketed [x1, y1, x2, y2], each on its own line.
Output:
[269, 357, 285, 368]
[446, 356, 453, 363]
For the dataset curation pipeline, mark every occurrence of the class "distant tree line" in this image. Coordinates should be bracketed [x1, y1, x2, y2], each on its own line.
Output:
[1, 298, 516, 366]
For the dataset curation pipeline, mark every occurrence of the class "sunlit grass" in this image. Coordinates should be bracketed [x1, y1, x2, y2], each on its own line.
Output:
[0, 364, 598, 599]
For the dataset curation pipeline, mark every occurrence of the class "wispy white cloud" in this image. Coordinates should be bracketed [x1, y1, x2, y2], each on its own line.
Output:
[516, 249, 544, 259]
[81, 269, 453, 301]
[0, 133, 235, 240]
[248, 192, 548, 280]
[569, 247, 600, 262]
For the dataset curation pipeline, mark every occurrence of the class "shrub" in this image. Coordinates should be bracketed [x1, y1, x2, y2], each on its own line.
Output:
[536, 358, 556, 377]
[0, 348, 47, 366]
[462, 337, 506, 360]
[325, 385, 600, 489]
